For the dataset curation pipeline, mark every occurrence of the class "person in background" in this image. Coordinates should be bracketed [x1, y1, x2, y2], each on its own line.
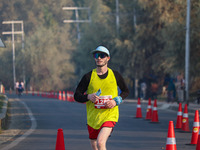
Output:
[141, 81, 147, 100]
[176, 73, 184, 102]
[151, 80, 158, 100]
[21, 81, 24, 89]
[18, 81, 24, 95]
[15, 81, 19, 94]
[74, 46, 129, 150]
[167, 79, 176, 103]
[162, 74, 171, 97]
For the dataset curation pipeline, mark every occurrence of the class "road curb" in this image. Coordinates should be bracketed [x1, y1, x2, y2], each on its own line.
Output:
[123, 99, 198, 114]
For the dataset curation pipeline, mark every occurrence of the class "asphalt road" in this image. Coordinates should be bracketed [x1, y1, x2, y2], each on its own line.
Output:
[0, 94, 197, 150]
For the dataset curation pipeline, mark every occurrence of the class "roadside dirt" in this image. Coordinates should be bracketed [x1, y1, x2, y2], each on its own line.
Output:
[0, 98, 31, 148]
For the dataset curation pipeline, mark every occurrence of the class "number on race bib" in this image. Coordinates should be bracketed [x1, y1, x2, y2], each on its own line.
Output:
[94, 95, 112, 109]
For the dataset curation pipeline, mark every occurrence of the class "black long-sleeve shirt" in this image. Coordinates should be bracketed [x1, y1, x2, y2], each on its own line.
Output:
[74, 70, 129, 103]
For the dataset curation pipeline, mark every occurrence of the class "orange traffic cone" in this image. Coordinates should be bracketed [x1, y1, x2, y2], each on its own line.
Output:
[151, 99, 159, 123]
[166, 121, 177, 150]
[71, 91, 75, 102]
[181, 104, 190, 132]
[175, 103, 182, 129]
[63, 91, 66, 101]
[32, 88, 34, 96]
[66, 91, 70, 101]
[37, 91, 40, 96]
[52, 91, 55, 98]
[55, 128, 65, 150]
[190, 110, 199, 144]
[135, 98, 142, 118]
[145, 98, 152, 120]
[196, 129, 200, 150]
[43, 92, 46, 97]
[59, 91, 62, 100]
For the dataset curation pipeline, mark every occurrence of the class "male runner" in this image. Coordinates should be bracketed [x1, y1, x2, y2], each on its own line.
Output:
[74, 46, 129, 150]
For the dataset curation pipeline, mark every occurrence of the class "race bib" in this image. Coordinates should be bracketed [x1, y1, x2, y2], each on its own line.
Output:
[94, 95, 112, 109]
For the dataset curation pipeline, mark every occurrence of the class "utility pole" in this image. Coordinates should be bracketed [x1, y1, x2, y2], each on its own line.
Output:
[2, 20, 24, 90]
[62, 7, 91, 43]
[21, 22, 26, 89]
[185, 0, 191, 104]
[116, 0, 119, 36]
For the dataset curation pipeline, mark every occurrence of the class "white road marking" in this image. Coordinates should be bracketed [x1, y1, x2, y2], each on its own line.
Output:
[1, 99, 37, 150]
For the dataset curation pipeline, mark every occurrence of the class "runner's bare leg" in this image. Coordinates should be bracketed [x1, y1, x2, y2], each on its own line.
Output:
[90, 139, 98, 150]
[97, 127, 113, 150]
[90, 127, 112, 150]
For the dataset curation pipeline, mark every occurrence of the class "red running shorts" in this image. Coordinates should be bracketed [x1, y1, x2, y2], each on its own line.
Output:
[87, 121, 116, 139]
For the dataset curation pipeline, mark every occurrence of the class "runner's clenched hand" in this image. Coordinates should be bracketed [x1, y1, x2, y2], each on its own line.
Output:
[105, 100, 116, 109]
[87, 93, 99, 103]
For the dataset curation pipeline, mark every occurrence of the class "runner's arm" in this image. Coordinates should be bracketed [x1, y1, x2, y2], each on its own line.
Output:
[74, 72, 91, 103]
[113, 71, 129, 100]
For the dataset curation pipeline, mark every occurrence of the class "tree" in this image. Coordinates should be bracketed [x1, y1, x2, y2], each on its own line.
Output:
[0, 0, 76, 90]
[1, 0, 200, 93]
[25, 26, 75, 91]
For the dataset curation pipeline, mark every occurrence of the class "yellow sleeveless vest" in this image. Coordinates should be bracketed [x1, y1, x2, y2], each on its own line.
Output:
[86, 68, 119, 129]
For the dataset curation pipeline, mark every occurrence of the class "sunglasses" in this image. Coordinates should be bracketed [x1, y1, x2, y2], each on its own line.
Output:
[93, 53, 108, 59]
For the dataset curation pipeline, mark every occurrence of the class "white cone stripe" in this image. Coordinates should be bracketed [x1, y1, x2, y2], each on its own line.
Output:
[193, 122, 199, 127]
[177, 112, 182, 116]
[153, 107, 157, 110]
[183, 113, 188, 117]
[137, 105, 141, 108]
[147, 105, 151, 109]
[166, 138, 176, 145]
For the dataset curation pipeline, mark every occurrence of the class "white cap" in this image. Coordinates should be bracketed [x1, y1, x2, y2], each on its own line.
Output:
[91, 46, 110, 56]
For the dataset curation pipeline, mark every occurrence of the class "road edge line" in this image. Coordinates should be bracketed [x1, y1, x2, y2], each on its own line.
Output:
[1, 99, 37, 150]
